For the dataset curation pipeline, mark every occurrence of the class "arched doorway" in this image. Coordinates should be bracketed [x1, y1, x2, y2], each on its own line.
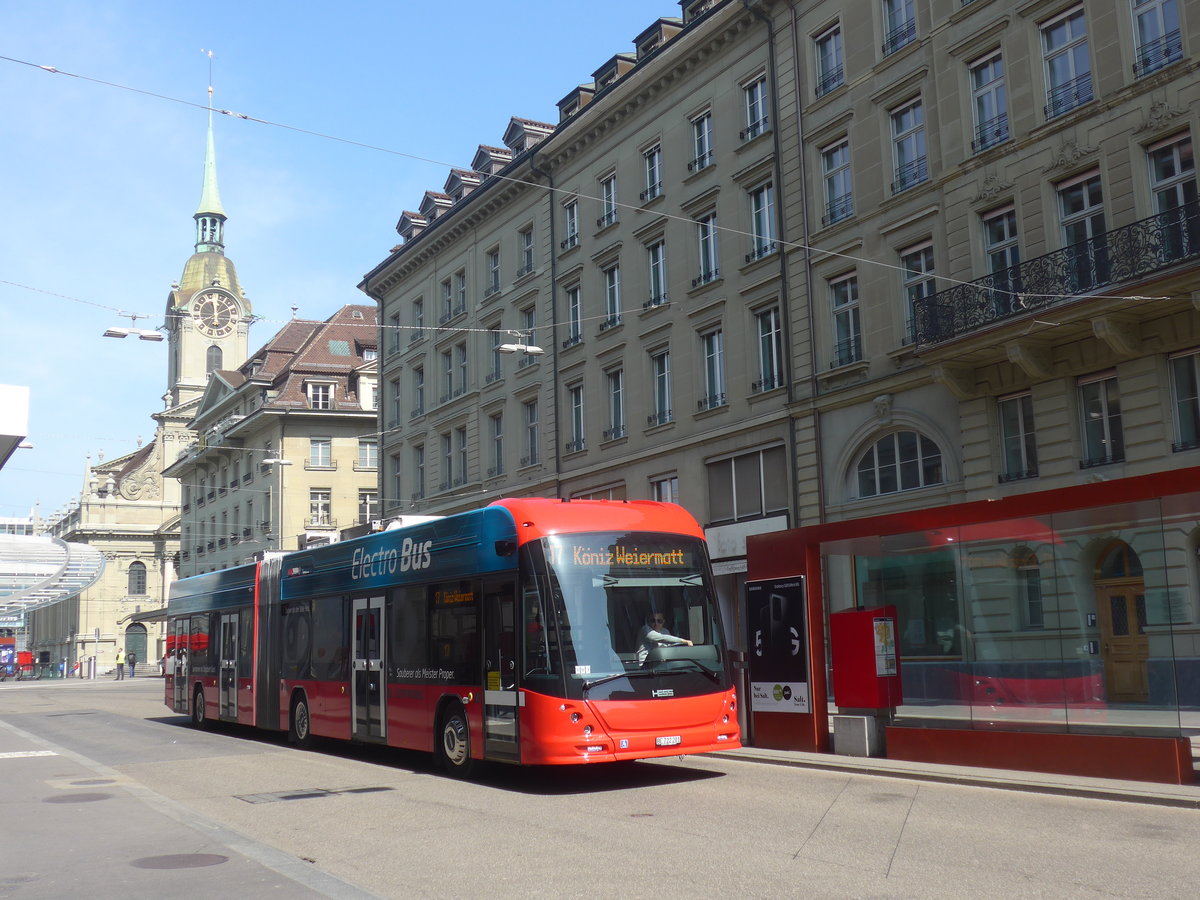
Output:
[1093, 541, 1148, 703]
[124, 624, 148, 672]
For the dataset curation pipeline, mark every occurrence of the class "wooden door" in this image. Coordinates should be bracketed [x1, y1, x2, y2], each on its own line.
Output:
[1095, 583, 1149, 703]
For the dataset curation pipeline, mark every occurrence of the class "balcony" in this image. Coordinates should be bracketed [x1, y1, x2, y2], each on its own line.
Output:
[306, 516, 337, 530]
[831, 336, 863, 368]
[603, 425, 627, 441]
[697, 393, 726, 411]
[561, 333, 583, 350]
[972, 113, 1009, 154]
[687, 151, 713, 172]
[642, 294, 669, 311]
[913, 201, 1200, 348]
[1133, 30, 1182, 79]
[640, 182, 663, 202]
[740, 116, 769, 142]
[564, 438, 586, 453]
[823, 194, 854, 227]
[891, 156, 928, 194]
[745, 241, 777, 264]
[596, 210, 619, 230]
[815, 65, 844, 98]
[647, 410, 673, 427]
[560, 232, 579, 250]
[882, 18, 916, 56]
[598, 314, 623, 332]
[692, 268, 720, 288]
[1044, 73, 1093, 120]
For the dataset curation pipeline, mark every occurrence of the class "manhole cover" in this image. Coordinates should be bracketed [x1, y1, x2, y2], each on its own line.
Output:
[131, 854, 229, 870]
[44, 792, 112, 803]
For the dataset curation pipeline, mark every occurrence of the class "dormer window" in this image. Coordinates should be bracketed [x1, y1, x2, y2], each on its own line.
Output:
[307, 383, 333, 410]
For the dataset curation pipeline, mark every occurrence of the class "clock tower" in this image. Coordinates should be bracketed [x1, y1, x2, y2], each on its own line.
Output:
[163, 108, 252, 410]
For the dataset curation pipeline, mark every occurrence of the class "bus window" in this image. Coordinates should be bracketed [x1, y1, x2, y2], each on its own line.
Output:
[238, 607, 254, 679]
[430, 580, 479, 684]
[282, 600, 312, 680]
[190, 615, 211, 674]
[390, 585, 429, 677]
[312, 595, 349, 681]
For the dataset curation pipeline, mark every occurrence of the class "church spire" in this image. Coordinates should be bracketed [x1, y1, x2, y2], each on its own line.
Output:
[194, 62, 226, 255]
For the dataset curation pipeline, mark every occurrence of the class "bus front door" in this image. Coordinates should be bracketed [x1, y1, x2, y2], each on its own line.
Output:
[172, 618, 188, 713]
[218, 613, 238, 720]
[352, 596, 386, 740]
[483, 580, 520, 762]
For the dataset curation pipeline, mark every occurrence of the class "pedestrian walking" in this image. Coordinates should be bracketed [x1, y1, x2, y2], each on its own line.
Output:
[128, 651, 137, 678]
[115, 647, 125, 680]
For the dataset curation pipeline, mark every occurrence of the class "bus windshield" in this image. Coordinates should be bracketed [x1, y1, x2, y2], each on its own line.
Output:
[530, 531, 728, 698]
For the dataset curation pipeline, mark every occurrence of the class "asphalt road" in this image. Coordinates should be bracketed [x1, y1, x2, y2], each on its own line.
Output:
[2, 677, 1198, 899]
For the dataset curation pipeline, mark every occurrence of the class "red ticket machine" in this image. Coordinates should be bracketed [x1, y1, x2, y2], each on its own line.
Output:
[830, 606, 902, 710]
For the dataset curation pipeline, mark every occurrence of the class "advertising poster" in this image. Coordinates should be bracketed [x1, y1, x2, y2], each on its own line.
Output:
[873, 616, 897, 677]
[746, 577, 809, 713]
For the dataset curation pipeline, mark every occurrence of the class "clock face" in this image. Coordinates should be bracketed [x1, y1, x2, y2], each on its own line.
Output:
[193, 292, 238, 337]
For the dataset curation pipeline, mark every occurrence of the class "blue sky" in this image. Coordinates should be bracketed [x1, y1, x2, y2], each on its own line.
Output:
[0, 0, 677, 520]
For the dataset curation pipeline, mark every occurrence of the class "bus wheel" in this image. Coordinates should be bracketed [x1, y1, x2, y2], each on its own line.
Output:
[438, 706, 475, 777]
[289, 695, 313, 749]
[191, 687, 207, 728]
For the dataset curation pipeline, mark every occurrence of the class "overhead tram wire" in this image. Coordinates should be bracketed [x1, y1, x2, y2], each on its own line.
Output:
[1, 53, 1174, 318]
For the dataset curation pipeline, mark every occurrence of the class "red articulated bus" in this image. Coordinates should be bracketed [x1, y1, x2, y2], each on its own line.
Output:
[165, 498, 740, 775]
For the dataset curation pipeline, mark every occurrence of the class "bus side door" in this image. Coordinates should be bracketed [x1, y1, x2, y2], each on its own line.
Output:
[172, 617, 188, 713]
[352, 596, 386, 741]
[483, 578, 519, 762]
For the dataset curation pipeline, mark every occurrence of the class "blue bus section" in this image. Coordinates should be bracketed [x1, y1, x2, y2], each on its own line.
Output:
[280, 506, 519, 600]
[168, 564, 257, 616]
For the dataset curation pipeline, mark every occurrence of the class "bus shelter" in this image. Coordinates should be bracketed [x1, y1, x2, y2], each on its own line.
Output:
[746, 467, 1200, 785]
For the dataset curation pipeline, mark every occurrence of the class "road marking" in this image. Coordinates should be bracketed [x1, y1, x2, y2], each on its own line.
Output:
[0, 750, 58, 759]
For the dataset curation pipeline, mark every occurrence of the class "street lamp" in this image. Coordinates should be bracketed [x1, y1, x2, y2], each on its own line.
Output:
[262, 458, 293, 551]
[497, 330, 545, 355]
[103, 313, 164, 342]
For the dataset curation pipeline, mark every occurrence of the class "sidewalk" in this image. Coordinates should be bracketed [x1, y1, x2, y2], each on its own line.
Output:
[708, 744, 1200, 809]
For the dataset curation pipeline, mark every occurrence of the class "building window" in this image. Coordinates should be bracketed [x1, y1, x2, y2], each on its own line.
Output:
[453, 269, 467, 316]
[441, 349, 453, 402]
[970, 52, 1009, 152]
[206, 345, 222, 375]
[821, 140, 853, 225]
[567, 383, 586, 452]
[606, 368, 625, 440]
[707, 446, 787, 525]
[440, 432, 453, 490]
[754, 307, 784, 393]
[1170, 351, 1200, 451]
[700, 328, 726, 410]
[388, 312, 401, 355]
[649, 349, 672, 426]
[831, 274, 862, 367]
[815, 23, 844, 97]
[694, 212, 720, 286]
[358, 490, 379, 526]
[743, 75, 769, 140]
[389, 453, 402, 506]
[485, 248, 501, 296]
[562, 200, 579, 249]
[1058, 171, 1108, 291]
[882, 0, 917, 55]
[412, 297, 424, 340]
[652, 475, 680, 505]
[690, 111, 713, 171]
[522, 400, 540, 466]
[890, 99, 927, 193]
[307, 383, 333, 410]
[857, 431, 943, 497]
[1079, 373, 1124, 468]
[1042, 5, 1092, 119]
[998, 393, 1038, 481]
[1015, 550, 1045, 629]
[983, 206, 1022, 313]
[900, 244, 935, 343]
[413, 445, 425, 499]
[127, 561, 147, 596]
[518, 226, 534, 276]
[647, 241, 668, 307]
[412, 366, 425, 416]
[440, 277, 453, 322]
[602, 264, 622, 330]
[1149, 134, 1198, 260]
[748, 183, 776, 261]
[308, 438, 332, 468]
[388, 376, 402, 424]
[598, 174, 618, 229]
[489, 412, 504, 477]
[309, 489, 331, 526]
[455, 342, 468, 396]
[642, 145, 663, 201]
[358, 439, 378, 470]
[1133, 0, 1182, 77]
[488, 330, 503, 382]
[565, 286, 583, 346]
[455, 426, 467, 485]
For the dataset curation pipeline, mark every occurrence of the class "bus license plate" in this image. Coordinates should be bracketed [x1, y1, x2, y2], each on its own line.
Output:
[655, 735, 682, 747]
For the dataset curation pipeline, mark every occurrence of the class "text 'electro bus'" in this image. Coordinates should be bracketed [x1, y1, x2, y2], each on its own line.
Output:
[165, 498, 740, 775]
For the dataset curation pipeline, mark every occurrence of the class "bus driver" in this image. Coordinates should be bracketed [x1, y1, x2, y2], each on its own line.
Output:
[637, 611, 692, 664]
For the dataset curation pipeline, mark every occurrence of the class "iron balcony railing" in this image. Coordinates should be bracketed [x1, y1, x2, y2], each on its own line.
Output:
[815, 64, 844, 98]
[972, 112, 1009, 153]
[1133, 29, 1182, 78]
[882, 18, 916, 56]
[891, 156, 928, 194]
[913, 200, 1200, 348]
[1044, 72, 1093, 119]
